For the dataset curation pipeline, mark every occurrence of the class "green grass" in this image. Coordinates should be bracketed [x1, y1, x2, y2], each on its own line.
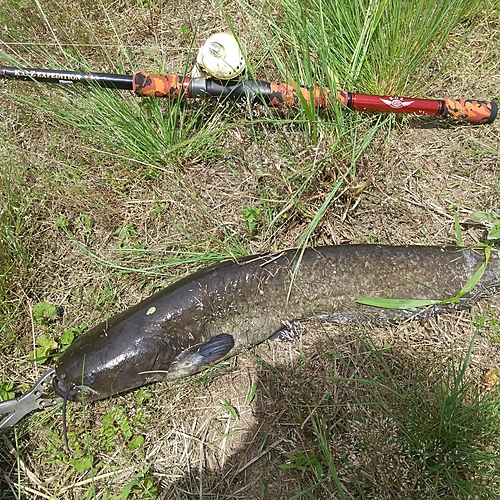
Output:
[22, 80, 237, 169]
[281, 330, 500, 499]
[236, 0, 485, 249]
[381, 338, 500, 498]
[245, 0, 481, 95]
[2, 0, 483, 254]
[0, 138, 33, 350]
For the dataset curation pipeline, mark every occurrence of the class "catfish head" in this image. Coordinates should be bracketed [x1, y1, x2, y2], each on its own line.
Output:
[53, 332, 175, 402]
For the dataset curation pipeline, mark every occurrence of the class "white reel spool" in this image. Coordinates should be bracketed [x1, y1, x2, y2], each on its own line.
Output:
[192, 33, 246, 80]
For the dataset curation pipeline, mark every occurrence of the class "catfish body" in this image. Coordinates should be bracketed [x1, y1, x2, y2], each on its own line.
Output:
[54, 245, 500, 401]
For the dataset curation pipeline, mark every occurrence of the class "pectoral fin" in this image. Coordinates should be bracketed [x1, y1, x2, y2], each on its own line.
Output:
[166, 334, 235, 379]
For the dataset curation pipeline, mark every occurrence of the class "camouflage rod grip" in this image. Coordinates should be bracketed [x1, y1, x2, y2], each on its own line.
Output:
[132, 72, 335, 106]
[440, 98, 498, 124]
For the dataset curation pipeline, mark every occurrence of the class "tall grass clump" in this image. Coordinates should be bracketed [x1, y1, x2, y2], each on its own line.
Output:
[31, 85, 232, 168]
[392, 342, 500, 497]
[0, 0, 257, 264]
[234, 0, 485, 248]
[246, 0, 481, 95]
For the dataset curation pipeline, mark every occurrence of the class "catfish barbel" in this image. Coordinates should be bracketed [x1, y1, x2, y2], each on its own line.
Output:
[53, 245, 500, 402]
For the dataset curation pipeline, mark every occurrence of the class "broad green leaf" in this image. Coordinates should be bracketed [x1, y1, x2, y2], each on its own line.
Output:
[60, 328, 79, 350]
[70, 456, 93, 472]
[128, 435, 145, 451]
[30, 335, 58, 364]
[37, 335, 58, 349]
[488, 225, 500, 241]
[470, 211, 497, 223]
[0, 380, 15, 402]
[469, 212, 500, 242]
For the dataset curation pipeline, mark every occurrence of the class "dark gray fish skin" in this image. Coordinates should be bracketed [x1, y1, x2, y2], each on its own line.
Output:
[53, 245, 500, 402]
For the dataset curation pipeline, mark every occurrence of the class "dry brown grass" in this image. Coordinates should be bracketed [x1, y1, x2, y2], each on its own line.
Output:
[0, 0, 500, 498]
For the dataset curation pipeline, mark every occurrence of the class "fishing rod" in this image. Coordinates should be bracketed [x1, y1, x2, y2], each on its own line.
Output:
[0, 65, 497, 124]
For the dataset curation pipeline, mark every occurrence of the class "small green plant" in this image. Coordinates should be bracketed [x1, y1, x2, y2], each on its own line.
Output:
[103, 469, 158, 500]
[280, 449, 324, 475]
[246, 380, 258, 405]
[32, 301, 57, 324]
[30, 335, 58, 364]
[37, 430, 68, 465]
[30, 327, 80, 363]
[135, 388, 152, 405]
[100, 404, 147, 452]
[242, 206, 262, 233]
[474, 309, 500, 342]
[59, 327, 81, 351]
[470, 211, 500, 242]
[30, 301, 59, 362]
[76, 214, 94, 243]
[279, 412, 346, 499]
[0, 378, 15, 402]
[118, 472, 157, 499]
[116, 222, 139, 248]
[55, 216, 70, 230]
[70, 455, 93, 473]
[219, 398, 238, 421]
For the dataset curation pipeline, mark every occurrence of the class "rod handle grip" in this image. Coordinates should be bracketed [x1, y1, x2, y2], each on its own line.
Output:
[132, 72, 188, 98]
[442, 98, 498, 124]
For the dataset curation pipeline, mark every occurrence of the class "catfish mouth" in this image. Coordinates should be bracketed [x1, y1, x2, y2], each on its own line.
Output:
[53, 376, 100, 402]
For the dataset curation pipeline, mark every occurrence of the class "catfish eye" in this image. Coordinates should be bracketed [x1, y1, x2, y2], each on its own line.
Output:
[84, 373, 95, 384]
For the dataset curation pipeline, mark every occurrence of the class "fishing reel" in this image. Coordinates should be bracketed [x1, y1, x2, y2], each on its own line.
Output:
[191, 32, 246, 80]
